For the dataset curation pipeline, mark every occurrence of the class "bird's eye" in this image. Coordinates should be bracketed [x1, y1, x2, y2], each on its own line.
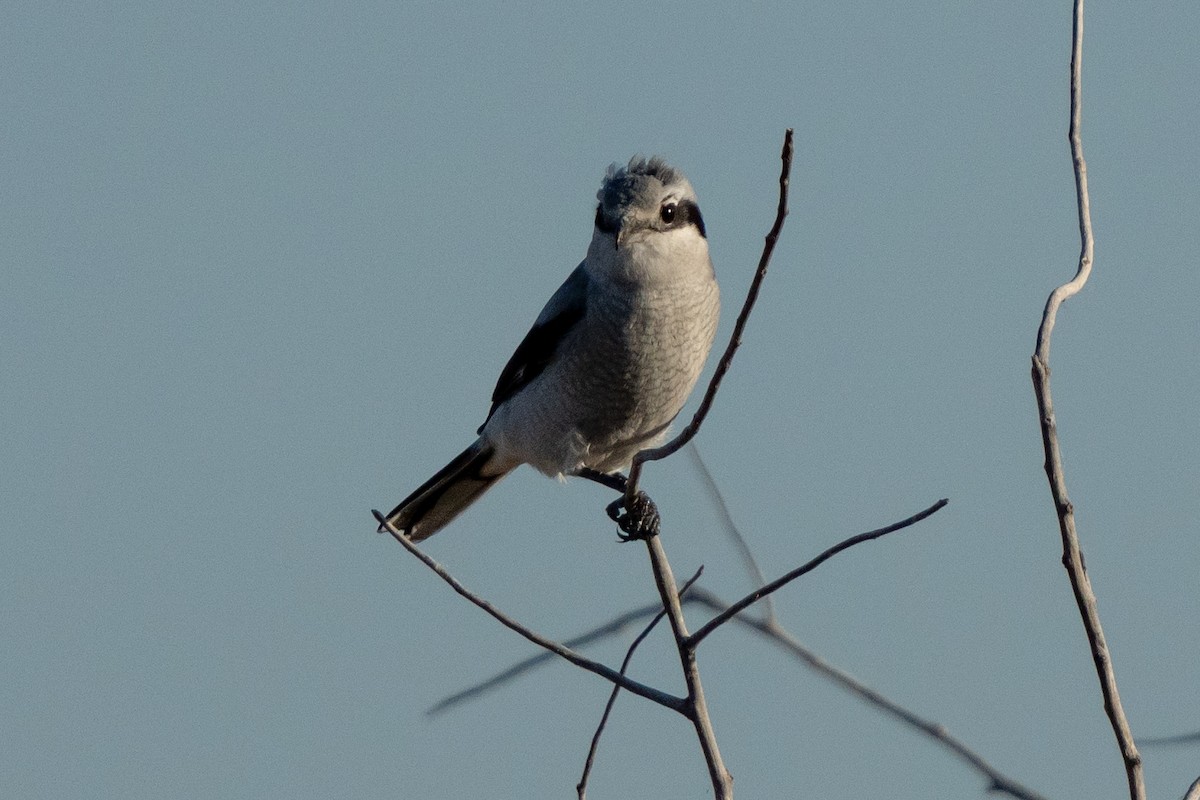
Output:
[660, 203, 677, 224]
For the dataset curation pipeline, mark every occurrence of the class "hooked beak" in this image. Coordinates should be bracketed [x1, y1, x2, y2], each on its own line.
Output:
[615, 219, 644, 250]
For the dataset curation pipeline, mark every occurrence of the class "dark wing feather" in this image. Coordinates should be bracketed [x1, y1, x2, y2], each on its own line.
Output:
[478, 264, 589, 433]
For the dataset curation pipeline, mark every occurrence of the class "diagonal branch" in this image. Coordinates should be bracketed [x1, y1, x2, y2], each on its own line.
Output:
[427, 599, 666, 716]
[1029, 4, 1144, 799]
[621, 129, 794, 507]
[373, 510, 687, 714]
[688, 499, 948, 648]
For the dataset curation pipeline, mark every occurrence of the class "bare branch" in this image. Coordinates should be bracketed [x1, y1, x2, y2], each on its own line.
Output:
[1137, 731, 1200, 748]
[577, 568, 704, 800]
[622, 129, 795, 506]
[372, 510, 686, 714]
[427, 600, 666, 716]
[1034, 5, 1094, 362]
[1029, 4, 1144, 798]
[684, 588, 1052, 800]
[688, 499, 948, 648]
[642, 535, 732, 798]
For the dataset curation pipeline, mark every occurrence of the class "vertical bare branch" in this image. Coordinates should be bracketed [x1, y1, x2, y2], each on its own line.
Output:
[642, 535, 733, 798]
[1030, 3, 1144, 799]
[1034, 3, 1094, 359]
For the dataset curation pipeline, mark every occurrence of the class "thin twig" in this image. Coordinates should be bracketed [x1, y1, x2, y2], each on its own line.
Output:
[372, 510, 687, 714]
[687, 443, 776, 624]
[577, 568, 704, 800]
[643, 535, 732, 798]
[1137, 731, 1200, 748]
[430, 615, 659, 714]
[621, 129, 794, 507]
[684, 588, 1052, 800]
[688, 499, 948, 648]
[1030, 4, 1144, 799]
[427, 600, 667, 716]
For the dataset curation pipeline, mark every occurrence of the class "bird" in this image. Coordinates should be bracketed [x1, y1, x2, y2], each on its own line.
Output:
[381, 157, 720, 541]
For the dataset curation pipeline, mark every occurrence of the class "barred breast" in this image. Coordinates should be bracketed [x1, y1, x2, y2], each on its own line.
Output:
[491, 271, 718, 477]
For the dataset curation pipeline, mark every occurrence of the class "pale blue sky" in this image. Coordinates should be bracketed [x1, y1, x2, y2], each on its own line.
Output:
[3, 2, 1198, 798]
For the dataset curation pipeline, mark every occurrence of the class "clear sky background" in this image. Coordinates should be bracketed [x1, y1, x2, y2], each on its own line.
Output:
[3, 2, 1198, 799]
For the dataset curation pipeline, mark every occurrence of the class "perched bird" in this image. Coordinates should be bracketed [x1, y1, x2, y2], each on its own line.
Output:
[382, 157, 720, 541]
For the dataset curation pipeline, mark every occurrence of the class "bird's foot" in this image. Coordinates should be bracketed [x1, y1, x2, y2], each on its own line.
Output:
[606, 491, 661, 541]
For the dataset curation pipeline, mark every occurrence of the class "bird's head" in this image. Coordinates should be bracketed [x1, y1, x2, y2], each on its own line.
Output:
[588, 157, 709, 283]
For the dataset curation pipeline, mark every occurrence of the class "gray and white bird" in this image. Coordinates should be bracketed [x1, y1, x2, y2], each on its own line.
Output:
[382, 157, 720, 541]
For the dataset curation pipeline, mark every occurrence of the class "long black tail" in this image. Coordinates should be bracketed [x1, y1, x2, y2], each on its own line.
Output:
[380, 440, 513, 541]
